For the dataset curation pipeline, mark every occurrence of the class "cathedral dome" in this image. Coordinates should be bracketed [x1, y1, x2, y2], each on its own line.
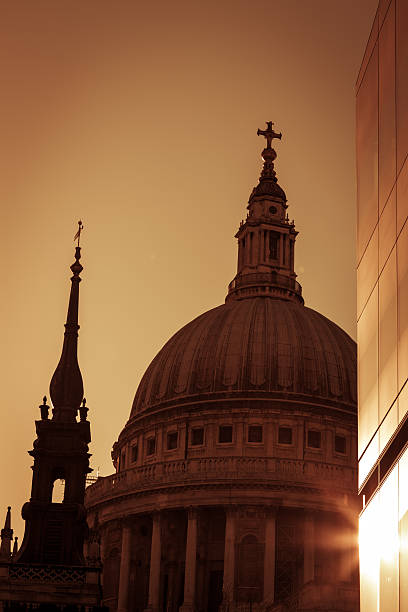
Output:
[86, 124, 359, 612]
[131, 297, 356, 418]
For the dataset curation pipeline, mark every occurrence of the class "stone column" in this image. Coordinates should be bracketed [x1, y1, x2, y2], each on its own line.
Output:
[303, 511, 315, 583]
[166, 555, 177, 612]
[145, 511, 162, 612]
[222, 507, 236, 607]
[180, 507, 198, 612]
[117, 520, 132, 612]
[263, 508, 277, 604]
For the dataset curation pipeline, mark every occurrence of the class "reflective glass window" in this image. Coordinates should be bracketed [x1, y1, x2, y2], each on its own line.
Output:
[360, 491, 380, 612]
[379, 401, 398, 454]
[396, 0, 408, 172]
[359, 431, 379, 487]
[397, 221, 408, 391]
[379, 466, 399, 611]
[379, 248, 398, 420]
[399, 381, 408, 424]
[358, 288, 379, 457]
[379, 188, 396, 272]
[397, 158, 408, 234]
[399, 448, 408, 611]
[357, 44, 379, 261]
[357, 227, 378, 320]
[379, 1, 396, 211]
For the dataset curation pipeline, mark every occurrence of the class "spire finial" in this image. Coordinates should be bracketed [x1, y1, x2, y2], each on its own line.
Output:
[49, 225, 84, 421]
[256, 121, 282, 182]
[256, 121, 282, 149]
[12, 536, 18, 557]
[74, 220, 84, 247]
[0, 507, 13, 559]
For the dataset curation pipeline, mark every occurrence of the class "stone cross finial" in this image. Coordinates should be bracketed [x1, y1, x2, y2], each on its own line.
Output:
[257, 121, 282, 149]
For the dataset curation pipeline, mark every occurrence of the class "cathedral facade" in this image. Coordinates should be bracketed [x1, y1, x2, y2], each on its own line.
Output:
[85, 124, 360, 612]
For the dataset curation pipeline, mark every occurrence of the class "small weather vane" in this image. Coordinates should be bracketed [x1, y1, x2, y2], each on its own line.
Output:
[73, 220, 84, 246]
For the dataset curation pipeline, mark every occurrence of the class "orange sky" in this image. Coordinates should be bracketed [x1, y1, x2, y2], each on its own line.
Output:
[1, 0, 377, 538]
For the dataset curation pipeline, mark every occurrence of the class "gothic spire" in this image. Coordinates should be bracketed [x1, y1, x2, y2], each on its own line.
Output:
[0, 507, 13, 559]
[49, 233, 84, 422]
[12, 536, 18, 557]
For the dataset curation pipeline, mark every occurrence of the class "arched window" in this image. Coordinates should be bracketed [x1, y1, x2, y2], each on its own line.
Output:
[51, 478, 65, 503]
[237, 534, 263, 602]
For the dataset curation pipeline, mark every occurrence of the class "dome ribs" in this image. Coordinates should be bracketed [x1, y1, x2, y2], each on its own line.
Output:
[130, 298, 357, 417]
[248, 299, 267, 388]
[275, 301, 294, 391]
[298, 307, 328, 396]
[215, 303, 236, 390]
[222, 299, 251, 388]
[172, 308, 220, 395]
[194, 306, 232, 391]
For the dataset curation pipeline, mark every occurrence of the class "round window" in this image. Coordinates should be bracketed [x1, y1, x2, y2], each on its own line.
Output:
[269, 206, 277, 214]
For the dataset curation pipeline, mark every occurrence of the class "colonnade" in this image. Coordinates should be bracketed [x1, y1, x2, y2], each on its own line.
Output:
[115, 507, 316, 612]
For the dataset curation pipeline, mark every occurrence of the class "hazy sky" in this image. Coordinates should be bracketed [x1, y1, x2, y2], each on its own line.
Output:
[1, 0, 377, 538]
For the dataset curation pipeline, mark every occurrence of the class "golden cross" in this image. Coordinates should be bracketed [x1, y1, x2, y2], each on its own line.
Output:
[257, 121, 282, 149]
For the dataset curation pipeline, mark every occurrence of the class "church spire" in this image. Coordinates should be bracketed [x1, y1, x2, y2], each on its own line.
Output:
[226, 122, 303, 304]
[0, 507, 13, 559]
[49, 227, 84, 422]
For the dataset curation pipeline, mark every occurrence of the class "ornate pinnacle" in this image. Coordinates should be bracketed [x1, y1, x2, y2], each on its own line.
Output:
[49, 237, 84, 421]
[256, 121, 282, 182]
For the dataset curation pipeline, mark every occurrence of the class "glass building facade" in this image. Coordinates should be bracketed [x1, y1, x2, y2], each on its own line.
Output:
[357, 0, 408, 609]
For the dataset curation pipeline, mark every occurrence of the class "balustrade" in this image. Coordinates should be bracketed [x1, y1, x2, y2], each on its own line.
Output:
[85, 456, 354, 502]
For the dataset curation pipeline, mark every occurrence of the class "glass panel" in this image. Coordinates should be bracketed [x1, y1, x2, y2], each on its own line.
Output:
[396, 0, 408, 172]
[398, 221, 408, 391]
[358, 288, 379, 457]
[359, 431, 379, 487]
[379, 1, 396, 211]
[379, 465, 399, 611]
[357, 44, 379, 261]
[379, 188, 396, 272]
[359, 492, 380, 612]
[379, 401, 398, 454]
[357, 227, 378, 320]
[357, 12, 379, 92]
[379, 248, 398, 420]
[397, 158, 408, 234]
[399, 447, 408, 610]
[399, 382, 408, 424]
